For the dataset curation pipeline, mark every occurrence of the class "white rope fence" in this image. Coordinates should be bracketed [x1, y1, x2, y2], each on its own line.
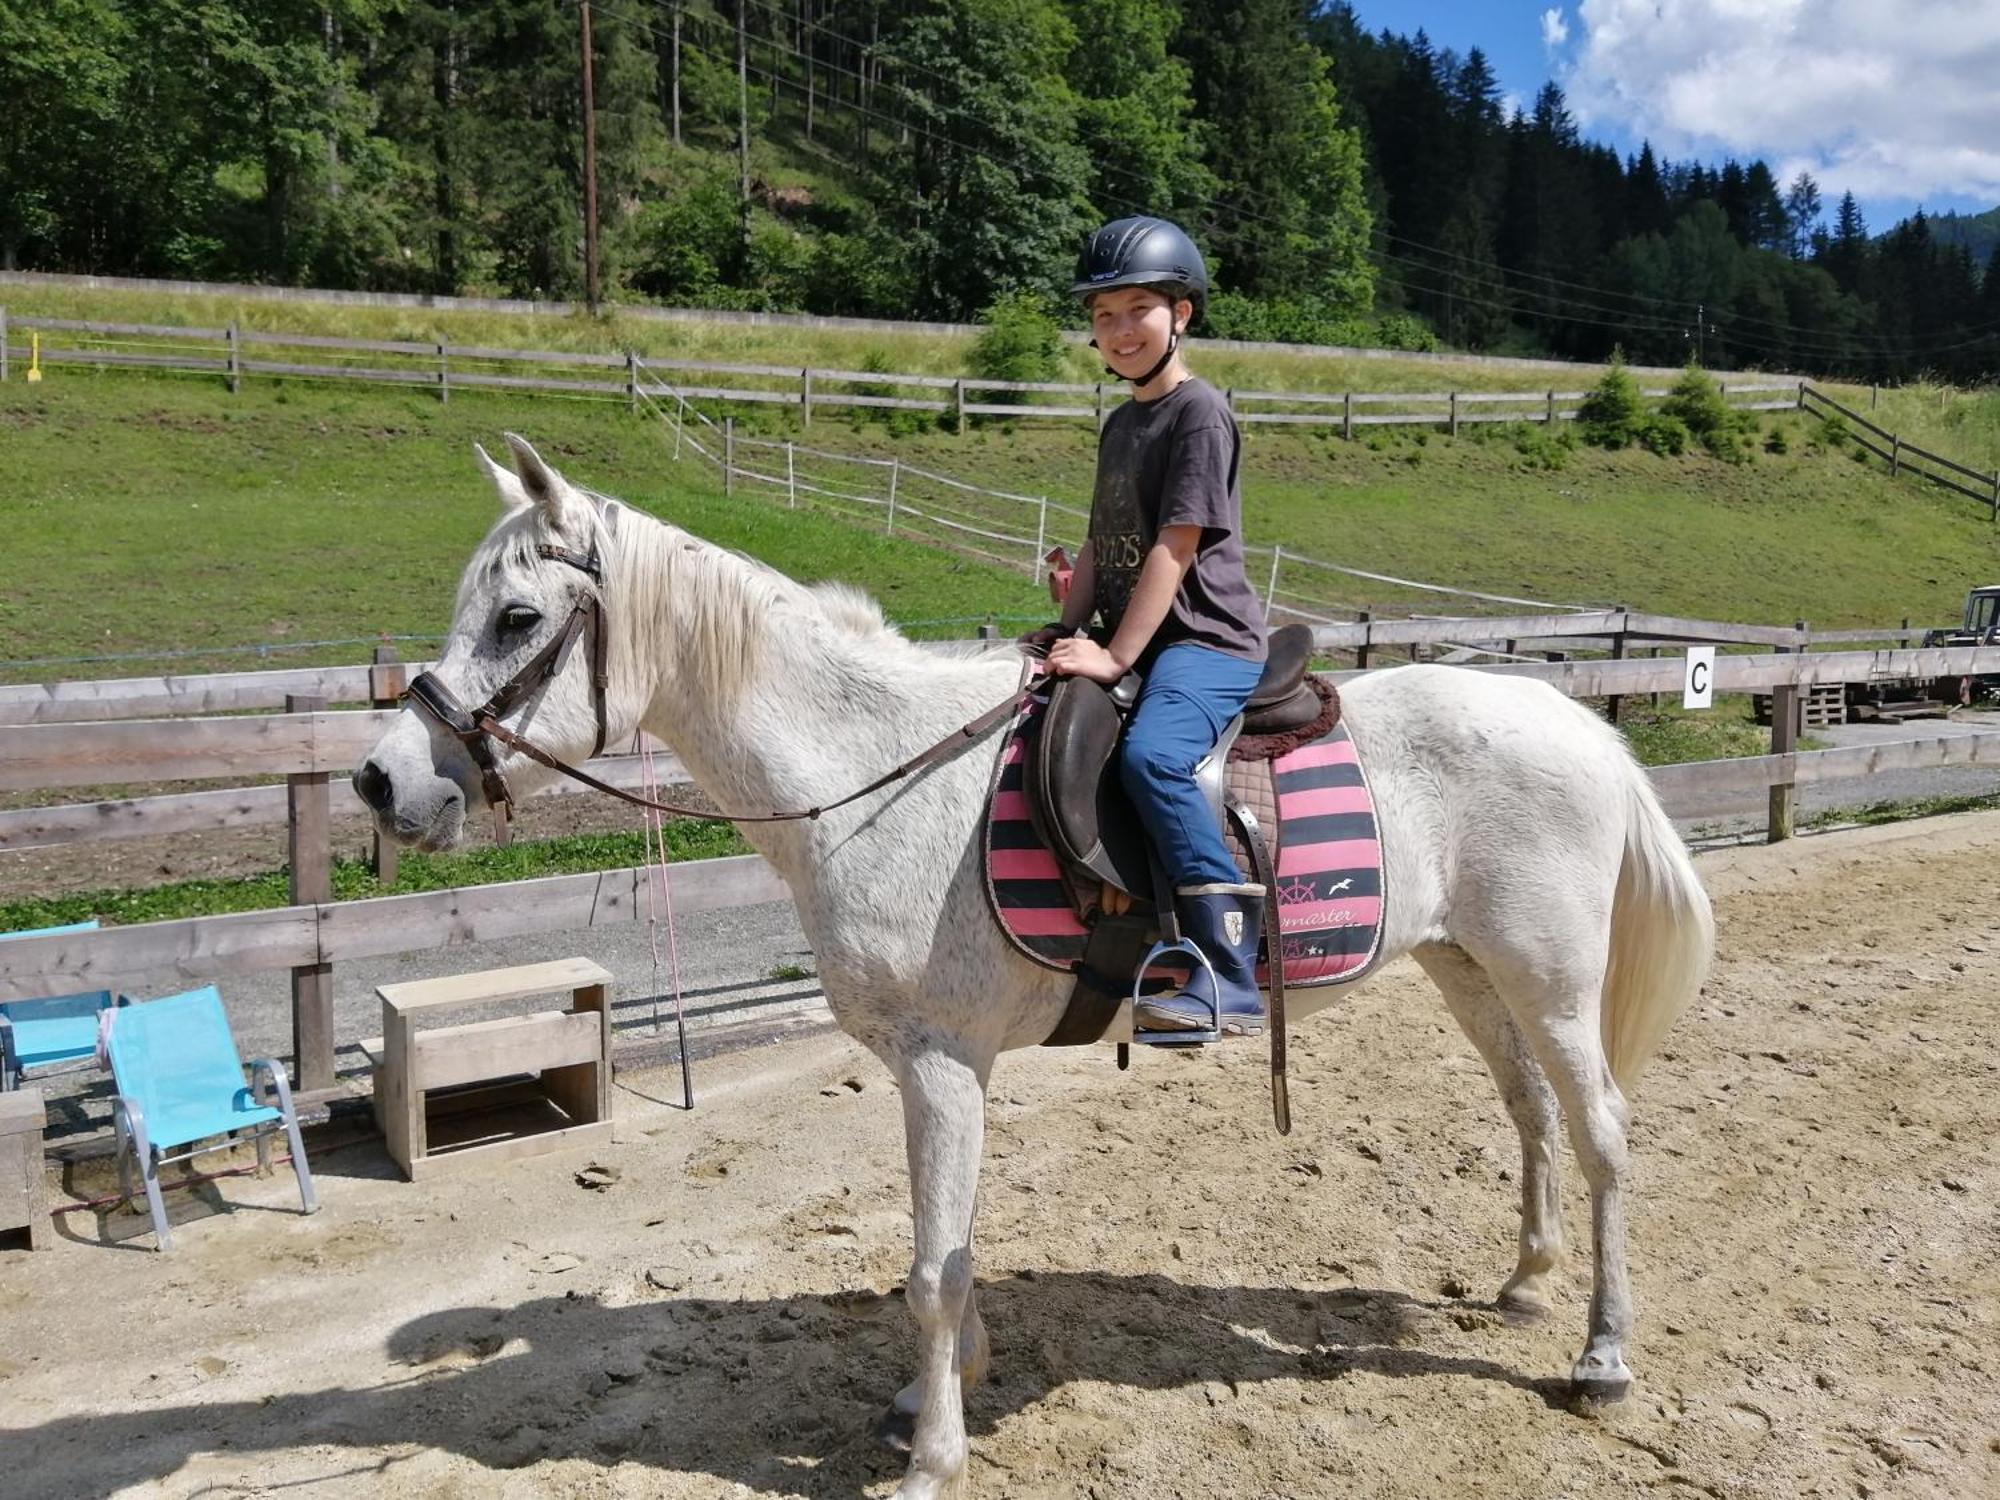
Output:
[632, 358, 1589, 620]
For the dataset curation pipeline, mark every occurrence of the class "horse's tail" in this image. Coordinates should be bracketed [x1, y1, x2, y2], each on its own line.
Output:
[1600, 762, 1714, 1094]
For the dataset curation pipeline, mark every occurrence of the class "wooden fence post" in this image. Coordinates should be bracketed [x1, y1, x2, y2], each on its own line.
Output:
[1546, 389, 1556, 425]
[369, 647, 405, 886]
[226, 321, 240, 394]
[1032, 496, 1048, 583]
[1355, 610, 1372, 671]
[1606, 611, 1628, 726]
[954, 379, 966, 436]
[626, 350, 639, 413]
[724, 417, 735, 497]
[1095, 382, 1106, 433]
[1991, 471, 1998, 521]
[0, 306, 8, 382]
[1265, 545, 1282, 608]
[786, 441, 796, 507]
[286, 693, 334, 1091]
[1796, 380, 1807, 410]
[886, 458, 899, 534]
[801, 367, 812, 427]
[1343, 391, 1353, 440]
[1871, 384, 1878, 410]
[1891, 435, 1901, 478]
[439, 343, 451, 404]
[1767, 621, 1806, 843]
[1448, 391, 1458, 437]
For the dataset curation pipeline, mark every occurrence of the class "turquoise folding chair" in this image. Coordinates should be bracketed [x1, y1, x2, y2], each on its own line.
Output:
[106, 985, 318, 1251]
[0, 920, 124, 1092]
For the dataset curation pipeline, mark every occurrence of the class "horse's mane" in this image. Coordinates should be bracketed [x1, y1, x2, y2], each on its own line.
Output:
[465, 490, 932, 709]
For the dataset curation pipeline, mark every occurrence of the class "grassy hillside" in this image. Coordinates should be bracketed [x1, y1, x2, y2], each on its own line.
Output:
[5, 350, 1999, 685]
[0, 374, 1046, 682]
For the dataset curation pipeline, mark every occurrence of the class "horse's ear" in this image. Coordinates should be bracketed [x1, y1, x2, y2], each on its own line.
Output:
[473, 442, 531, 512]
[501, 432, 581, 527]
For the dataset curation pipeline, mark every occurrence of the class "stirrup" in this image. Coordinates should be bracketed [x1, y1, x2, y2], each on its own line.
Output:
[1128, 937, 1221, 1047]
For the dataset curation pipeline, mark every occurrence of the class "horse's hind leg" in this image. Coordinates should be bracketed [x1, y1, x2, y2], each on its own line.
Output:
[1414, 943, 1564, 1317]
[1472, 941, 1638, 1401]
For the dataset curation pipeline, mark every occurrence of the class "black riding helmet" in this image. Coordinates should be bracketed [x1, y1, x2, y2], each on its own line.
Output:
[1070, 216, 1209, 385]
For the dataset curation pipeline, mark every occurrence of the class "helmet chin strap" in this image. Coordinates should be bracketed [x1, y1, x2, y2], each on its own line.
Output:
[1093, 329, 1182, 387]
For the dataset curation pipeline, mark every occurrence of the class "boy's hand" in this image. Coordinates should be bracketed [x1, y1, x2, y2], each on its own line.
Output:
[1046, 636, 1127, 684]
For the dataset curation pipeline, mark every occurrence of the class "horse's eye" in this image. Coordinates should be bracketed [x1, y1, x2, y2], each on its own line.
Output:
[498, 606, 541, 635]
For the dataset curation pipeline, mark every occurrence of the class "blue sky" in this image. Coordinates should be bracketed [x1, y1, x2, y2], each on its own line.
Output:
[1342, 2, 2000, 237]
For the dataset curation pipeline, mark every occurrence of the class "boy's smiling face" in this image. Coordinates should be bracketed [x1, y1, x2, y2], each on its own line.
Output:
[1089, 286, 1192, 383]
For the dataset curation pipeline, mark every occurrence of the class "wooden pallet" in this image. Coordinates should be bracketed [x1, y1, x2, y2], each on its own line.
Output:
[1753, 684, 1846, 728]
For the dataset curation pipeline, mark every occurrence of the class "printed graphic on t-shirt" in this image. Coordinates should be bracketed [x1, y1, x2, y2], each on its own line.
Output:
[1090, 459, 1145, 632]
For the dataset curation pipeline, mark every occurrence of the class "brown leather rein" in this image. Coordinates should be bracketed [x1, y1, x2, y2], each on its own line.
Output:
[405, 542, 1037, 834]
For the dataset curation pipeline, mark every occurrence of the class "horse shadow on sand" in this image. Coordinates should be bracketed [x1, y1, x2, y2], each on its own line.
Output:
[10, 1269, 1577, 1497]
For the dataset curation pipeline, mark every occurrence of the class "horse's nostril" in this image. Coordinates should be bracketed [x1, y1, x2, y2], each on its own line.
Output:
[355, 760, 393, 813]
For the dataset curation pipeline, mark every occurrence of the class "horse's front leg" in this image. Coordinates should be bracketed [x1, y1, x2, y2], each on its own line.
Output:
[881, 1269, 990, 1451]
[889, 1044, 989, 1499]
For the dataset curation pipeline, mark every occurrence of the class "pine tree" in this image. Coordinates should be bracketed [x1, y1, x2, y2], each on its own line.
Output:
[1173, 0, 1374, 309]
[1782, 171, 1821, 259]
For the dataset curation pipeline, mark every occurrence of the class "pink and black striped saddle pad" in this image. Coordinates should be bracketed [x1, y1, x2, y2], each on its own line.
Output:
[983, 692, 1385, 990]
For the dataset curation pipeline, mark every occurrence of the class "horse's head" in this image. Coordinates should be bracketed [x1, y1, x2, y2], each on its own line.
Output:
[356, 434, 629, 850]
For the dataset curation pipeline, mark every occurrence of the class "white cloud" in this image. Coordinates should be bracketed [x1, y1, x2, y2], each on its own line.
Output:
[1563, 0, 2000, 206]
[1541, 8, 1570, 49]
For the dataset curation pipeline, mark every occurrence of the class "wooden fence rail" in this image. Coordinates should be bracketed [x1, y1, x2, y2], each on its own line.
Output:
[0, 306, 1803, 438]
[5, 641, 2000, 1080]
[1799, 385, 2000, 515]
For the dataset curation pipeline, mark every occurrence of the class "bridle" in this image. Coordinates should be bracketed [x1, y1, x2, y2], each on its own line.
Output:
[405, 537, 1036, 838]
[405, 541, 611, 838]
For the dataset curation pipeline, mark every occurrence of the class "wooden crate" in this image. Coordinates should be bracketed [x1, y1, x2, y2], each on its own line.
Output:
[0, 1086, 51, 1249]
[364, 958, 613, 1182]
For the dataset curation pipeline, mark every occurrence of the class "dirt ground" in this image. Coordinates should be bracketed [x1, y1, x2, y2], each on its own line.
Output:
[3, 813, 1998, 1499]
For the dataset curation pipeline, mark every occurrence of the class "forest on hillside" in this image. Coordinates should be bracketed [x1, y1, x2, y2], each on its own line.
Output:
[5, 0, 1998, 381]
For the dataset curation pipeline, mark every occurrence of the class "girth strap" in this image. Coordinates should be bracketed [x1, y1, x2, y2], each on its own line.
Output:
[1041, 912, 1156, 1047]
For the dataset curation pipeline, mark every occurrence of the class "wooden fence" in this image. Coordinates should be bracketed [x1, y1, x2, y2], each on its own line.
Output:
[6, 632, 2000, 1093]
[0, 615, 1950, 858]
[0, 307, 1799, 435]
[1799, 385, 2000, 516]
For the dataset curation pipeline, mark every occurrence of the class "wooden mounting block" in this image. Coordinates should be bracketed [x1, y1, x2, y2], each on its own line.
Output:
[366, 957, 614, 1182]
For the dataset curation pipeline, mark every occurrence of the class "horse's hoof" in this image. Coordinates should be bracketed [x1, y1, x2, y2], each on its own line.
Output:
[1569, 1350, 1633, 1405]
[1495, 1291, 1551, 1325]
[875, 1403, 916, 1453]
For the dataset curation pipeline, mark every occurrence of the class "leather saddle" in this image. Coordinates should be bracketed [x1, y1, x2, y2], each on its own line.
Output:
[1024, 623, 1329, 912]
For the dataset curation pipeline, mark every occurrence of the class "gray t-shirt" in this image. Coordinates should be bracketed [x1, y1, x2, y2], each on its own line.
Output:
[1088, 376, 1268, 665]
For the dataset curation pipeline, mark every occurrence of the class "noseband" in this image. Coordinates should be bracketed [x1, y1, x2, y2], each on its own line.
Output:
[405, 542, 609, 832]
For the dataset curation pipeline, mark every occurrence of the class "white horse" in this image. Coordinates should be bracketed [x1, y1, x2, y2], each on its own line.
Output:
[358, 436, 1715, 1499]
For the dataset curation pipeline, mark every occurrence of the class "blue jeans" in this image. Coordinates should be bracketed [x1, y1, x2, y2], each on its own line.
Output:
[1118, 642, 1265, 887]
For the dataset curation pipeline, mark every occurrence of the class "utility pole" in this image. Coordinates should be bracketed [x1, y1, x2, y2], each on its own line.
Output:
[737, 0, 752, 256]
[670, 2, 682, 147]
[580, 0, 601, 313]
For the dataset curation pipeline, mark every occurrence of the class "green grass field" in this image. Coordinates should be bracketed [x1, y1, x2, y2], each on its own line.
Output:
[6, 358, 2000, 687]
[0, 372, 1048, 681]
